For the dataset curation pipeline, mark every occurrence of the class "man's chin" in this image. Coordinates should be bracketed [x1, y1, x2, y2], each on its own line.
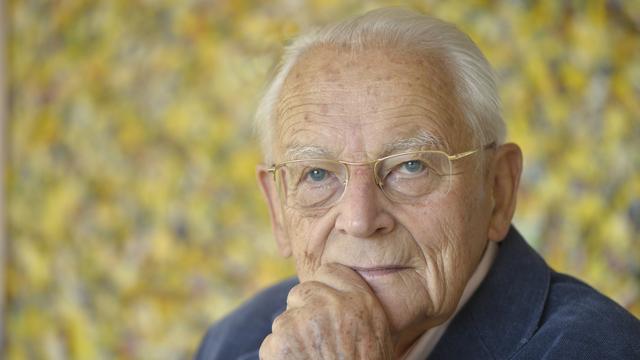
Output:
[361, 271, 439, 332]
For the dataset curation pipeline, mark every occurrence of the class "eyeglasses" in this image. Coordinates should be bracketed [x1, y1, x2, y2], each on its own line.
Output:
[268, 142, 496, 211]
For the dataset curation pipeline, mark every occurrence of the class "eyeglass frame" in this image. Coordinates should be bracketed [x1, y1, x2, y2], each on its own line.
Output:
[267, 141, 497, 209]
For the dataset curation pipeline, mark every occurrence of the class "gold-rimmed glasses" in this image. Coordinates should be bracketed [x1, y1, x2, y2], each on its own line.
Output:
[268, 142, 496, 211]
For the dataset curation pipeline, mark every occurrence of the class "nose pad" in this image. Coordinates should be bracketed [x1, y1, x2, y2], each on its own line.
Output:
[335, 165, 394, 238]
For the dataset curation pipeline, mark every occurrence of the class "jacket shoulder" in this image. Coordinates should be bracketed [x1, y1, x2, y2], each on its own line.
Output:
[194, 277, 298, 360]
[515, 272, 640, 359]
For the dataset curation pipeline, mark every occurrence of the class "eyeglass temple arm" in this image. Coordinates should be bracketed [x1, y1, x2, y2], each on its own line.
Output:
[266, 167, 277, 182]
[449, 141, 497, 160]
[266, 141, 497, 173]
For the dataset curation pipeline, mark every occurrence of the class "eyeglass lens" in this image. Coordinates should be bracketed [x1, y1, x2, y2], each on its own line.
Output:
[275, 152, 452, 210]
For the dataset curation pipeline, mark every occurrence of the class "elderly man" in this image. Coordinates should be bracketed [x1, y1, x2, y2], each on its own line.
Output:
[196, 8, 640, 360]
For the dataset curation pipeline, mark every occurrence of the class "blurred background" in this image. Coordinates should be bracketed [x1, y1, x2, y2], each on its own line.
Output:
[3, 0, 639, 359]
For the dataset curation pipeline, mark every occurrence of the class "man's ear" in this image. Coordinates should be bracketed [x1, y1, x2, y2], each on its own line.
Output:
[487, 143, 523, 242]
[257, 165, 292, 257]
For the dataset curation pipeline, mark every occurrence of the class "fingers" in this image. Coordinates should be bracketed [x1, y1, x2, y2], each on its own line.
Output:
[311, 262, 374, 294]
[286, 281, 332, 309]
[287, 262, 373, 309]
[258, 333, 272, 360]
[260, 263, 394, 360]
[258, 333, 302, 360]
[272, 307, 303, 333]
[286, 263, 375, 311]
[259, 333, 295, 360]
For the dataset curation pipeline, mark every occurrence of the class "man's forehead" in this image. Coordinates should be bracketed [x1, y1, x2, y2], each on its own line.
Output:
[285, 45, 442, 82]
[283, 46, 452, 91]
[274, 46, 468, 160]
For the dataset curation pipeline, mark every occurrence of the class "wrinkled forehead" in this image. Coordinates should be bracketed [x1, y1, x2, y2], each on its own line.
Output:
[274, 46, 471, 160]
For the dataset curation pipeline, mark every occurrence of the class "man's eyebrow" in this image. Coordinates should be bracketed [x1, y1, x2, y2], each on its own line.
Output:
[381, 130, 442, 156]
[281, 131, 442, 162]
[283, 145, 334, 161]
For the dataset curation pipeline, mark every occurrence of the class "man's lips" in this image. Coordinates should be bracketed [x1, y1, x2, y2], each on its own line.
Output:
[349, 265, 411, 278]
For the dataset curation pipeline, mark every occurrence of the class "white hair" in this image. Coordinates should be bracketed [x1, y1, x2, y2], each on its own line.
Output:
[255, 7, 505, 163]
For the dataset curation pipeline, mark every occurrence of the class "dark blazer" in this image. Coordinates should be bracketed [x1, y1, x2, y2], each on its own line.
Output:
[195, 227, 640, 359]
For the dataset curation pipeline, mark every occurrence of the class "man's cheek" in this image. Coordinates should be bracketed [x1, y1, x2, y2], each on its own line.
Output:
[287, 223, 318, 278]
[289, 214, 338, 277]
[295, 249, 321, 279]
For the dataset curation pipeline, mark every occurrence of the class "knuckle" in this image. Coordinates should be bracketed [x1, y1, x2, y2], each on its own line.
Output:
[271, 311, 290, 332]
[264, 332, 295, 358]
[289, 281, 332, 306]
[318, 262, 342, 277]
[259, 334, 273, 359]
[287, 283, 312, 301]
[271, 308, 306, 333]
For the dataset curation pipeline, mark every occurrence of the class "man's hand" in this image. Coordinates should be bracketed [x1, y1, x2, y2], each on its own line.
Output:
[259, 263, 394, 360]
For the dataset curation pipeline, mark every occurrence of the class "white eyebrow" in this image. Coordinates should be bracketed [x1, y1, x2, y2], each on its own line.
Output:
[284, 145, 334, 161]
[282, 130, 442, 162]
[381, 130, 442, 156]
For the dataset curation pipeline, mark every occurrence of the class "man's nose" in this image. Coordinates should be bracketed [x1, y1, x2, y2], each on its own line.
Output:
[334, 166, 395, 238]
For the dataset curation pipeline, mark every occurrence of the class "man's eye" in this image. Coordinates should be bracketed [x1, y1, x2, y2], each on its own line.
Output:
[400, 160, 425, 174]
[305, 168, 329, 182]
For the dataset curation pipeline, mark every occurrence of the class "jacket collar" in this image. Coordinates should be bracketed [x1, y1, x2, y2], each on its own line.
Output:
[430, 226, 551, 359]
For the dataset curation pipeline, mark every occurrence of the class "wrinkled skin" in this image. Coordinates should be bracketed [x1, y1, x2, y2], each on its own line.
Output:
[258, 45, 522, 359]
[259, 263, 394, 360]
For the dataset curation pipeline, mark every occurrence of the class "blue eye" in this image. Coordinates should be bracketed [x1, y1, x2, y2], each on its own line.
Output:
[402, 160, 424, 173]
[307, 168, 328, 182]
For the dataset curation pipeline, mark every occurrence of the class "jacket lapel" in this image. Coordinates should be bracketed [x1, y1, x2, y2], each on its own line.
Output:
[239, 303, 288, 360]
